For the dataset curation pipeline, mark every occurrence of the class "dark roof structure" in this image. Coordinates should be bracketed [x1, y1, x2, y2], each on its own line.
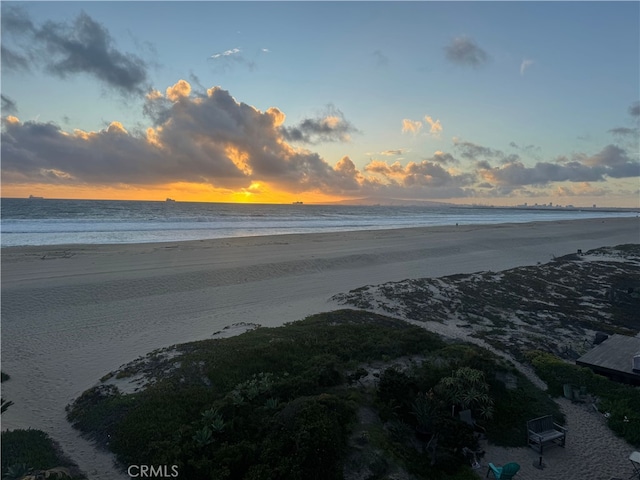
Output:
[576, 334, 640, 385]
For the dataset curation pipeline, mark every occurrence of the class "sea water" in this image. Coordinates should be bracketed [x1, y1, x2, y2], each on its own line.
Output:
[1, 198, 636, 247]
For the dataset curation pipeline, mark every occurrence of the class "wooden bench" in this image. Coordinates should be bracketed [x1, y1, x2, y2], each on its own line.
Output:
[526, 415, 566, 454]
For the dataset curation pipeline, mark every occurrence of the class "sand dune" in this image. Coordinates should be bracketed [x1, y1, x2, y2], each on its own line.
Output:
[1, 217, 638, 478]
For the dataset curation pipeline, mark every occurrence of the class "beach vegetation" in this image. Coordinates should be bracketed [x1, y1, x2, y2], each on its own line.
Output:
[1, 430, 83, 480]
[528, 350, 640, 446]
[334, 244, 640, 362]
[67, 310, 559, 479]
[1, 398, 14, 415]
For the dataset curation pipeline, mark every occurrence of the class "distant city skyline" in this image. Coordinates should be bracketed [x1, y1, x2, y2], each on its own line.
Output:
[1, 1, 639, 207]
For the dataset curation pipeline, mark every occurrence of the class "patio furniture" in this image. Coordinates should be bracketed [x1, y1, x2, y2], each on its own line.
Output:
[526, 415, 566, 454]
[630, 451, 640, 479]
[459, 409, 487, 437]
[486, 462, 520, 479]
[563, 383, 587, 403]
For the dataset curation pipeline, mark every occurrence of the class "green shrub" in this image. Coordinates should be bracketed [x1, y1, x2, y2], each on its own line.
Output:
[67, 310, 569, 478]
[1, 429, 83, 479]
[527, 349, 640, 447]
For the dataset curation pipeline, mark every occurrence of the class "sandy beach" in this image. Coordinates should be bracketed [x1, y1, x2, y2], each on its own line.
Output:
[1, 217, 639, 479]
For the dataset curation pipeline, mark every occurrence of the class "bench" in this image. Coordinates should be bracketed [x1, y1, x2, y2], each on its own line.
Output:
[526, 415, 566, 454]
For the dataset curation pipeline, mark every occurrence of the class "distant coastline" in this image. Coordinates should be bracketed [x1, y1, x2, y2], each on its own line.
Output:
[2, 196, 639, 212]
[1, 198, 637, 247]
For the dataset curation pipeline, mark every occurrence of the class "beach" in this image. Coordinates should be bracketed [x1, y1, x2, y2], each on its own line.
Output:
[1, 217, 639, 479]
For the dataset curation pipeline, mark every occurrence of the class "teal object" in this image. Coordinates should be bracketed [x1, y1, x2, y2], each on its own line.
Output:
[486, 462, 520, 479]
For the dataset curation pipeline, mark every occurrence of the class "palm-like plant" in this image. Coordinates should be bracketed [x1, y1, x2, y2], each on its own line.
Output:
[436, 367, 494, 419]
[411, 390, 440, 433]
[201, 408, 225, 433]
[1, 397, 14, 414]
[192, 426, 213, 447]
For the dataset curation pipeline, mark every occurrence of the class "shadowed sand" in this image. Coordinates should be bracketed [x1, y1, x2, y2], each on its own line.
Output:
[1, 217, 638, 478]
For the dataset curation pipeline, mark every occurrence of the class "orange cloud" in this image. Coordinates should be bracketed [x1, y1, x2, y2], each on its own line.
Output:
[166, 80, 191, 102]
[425, 115, 442, 135]
[107, 121, 128, 134]
[401, 119, 422, 134]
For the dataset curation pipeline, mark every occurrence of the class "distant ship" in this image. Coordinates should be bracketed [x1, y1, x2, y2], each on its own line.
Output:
[28, 195, 44, 199]
[292, 201, 303, 205]
[165, 198, 176, 202]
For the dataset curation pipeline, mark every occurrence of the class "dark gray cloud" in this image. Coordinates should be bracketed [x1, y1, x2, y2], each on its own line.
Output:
[280, 105, 359, 144]
[454, 139, 519, 164]
[480, 144, 639, 186]
[428, 152, 459, 164]
[361, 158, 474, 199]
[476, 160, 492, 170]
[444, 36, 489, 68]
[364, 158, 474, 189]
[0, 85, 359, 194]
[608, 127, 638, 137]
[1, 95, 18, 115]
[582, 144, 639, 178]
[1, 45, 31, 72]
[485, 161, 605, 186]
[1, 7, 150, 96]
[629, 101, 640, 118]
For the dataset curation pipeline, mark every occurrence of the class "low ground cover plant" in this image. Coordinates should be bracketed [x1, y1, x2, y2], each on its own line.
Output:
[66, 310, 559, 479]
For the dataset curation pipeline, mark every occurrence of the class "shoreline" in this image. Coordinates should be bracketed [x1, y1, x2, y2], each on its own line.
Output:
[1, 217, 639, 478]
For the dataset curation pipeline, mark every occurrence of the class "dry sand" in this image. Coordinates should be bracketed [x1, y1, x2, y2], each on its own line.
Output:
[1, 217, 639, 479]
[475, 396, 637, 480]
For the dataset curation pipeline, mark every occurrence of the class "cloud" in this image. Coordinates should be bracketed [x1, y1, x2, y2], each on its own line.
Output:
[0, 80, 474, 200]
[0, 82, 365, 196]
[609, 127, 637, 137]
[444, 36, 489, 68]
[430, 151, 458, 164]
[1, 95, 18, 115]
[363, 157, 474, 198]
[481, 161, 605, 186]
[425, 116, 442, 136]
[509, 141, 541, 160]
[629, 101, 640, 118]
[210, 47, 241, 59]
[208, 46, 256, 72]
[402, 119, 422, 134]
[280, 105, 359, 144]
[477, 144, 639, 186]
[0, 45, 31, 72]
[520, 59, 534, 76]
[165, 79, 192, 102]
[581, 144, 639, 177]
[3, 77, 636, 202]
[1, 7, 150, 96]
[453, 139, 519, 163]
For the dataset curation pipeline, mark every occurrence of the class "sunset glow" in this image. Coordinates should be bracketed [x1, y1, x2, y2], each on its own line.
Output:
[1, 2, 638, 206]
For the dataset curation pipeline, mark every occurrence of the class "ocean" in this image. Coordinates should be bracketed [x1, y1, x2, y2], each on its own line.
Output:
[1, 198, 637, 247]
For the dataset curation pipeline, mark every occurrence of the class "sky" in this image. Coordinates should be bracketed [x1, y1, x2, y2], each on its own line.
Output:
[1, 1, 639, 207]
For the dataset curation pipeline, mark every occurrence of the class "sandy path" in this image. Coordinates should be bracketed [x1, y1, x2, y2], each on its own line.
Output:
[475, 398, 637, 480]
[1, 217, 638, 478]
